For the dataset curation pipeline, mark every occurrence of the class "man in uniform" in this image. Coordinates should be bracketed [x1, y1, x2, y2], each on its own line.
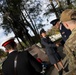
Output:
[1, 37, 43, 75]
[50, 19, 71, 45]
[60, 9, 76, 75]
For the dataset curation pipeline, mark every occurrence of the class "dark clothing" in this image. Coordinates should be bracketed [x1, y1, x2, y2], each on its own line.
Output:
[2, 51, 42, 75]
[41, 36, 61, 64]
[60, 24, 71, 42]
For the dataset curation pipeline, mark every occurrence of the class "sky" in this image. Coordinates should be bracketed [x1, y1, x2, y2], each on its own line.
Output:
[0, 0, 56, 50]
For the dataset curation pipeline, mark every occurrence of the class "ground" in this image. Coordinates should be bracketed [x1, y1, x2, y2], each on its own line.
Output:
[28, 45, 69, 75]
[0, 44, 69, 75]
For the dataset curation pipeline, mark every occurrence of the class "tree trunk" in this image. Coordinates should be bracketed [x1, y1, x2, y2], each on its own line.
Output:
[51, 1, 59, 18]
[67, 0, 71, 5]
[23, 4, 39, 34]
[16, 37, 25, 51]
[21, 11, 40, 42]
[56, 0, 64, 13]
[10, 23, 25, 50]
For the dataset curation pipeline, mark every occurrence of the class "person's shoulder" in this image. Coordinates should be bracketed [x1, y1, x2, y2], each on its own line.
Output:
[18, 51, 29, 56]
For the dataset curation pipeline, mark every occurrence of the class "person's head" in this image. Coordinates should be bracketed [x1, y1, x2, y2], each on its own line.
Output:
[50, 19, 60, 29]
[2, 37, 17, 52]
[60, 9, 76, 31]
[40, 29, 46, 38]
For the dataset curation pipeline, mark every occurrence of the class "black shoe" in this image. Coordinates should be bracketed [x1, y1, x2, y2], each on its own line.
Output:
[58, 69, 63, 75]
[63, 68, 69, 72]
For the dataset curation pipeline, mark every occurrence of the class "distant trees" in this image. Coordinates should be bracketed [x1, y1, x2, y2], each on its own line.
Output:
[0, 0, 76, 49]
[47, 26, 59, 36]
[0, 0, 43, 49]
[44, 0, 76, 18]
[0, 49, 6, 58]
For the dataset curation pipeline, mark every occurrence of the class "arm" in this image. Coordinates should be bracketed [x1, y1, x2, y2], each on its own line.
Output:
[41, 38, 56, 48]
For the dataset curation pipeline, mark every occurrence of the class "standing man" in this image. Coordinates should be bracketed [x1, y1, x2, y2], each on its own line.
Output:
[60, 9, 76, 75]
[50, 19, 71, 45]
[1, 37, 42, 75]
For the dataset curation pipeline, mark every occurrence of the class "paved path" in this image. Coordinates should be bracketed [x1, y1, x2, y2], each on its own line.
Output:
[29, 45, 69, 75]
[50, 57, 68, 75]
[45, 46, 69, 75]
[0, 45, 69, 75]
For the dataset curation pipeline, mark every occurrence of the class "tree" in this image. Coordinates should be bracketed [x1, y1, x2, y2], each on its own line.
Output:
[44, 0, 76, 19]
[0, 0, 76, 49]
[0, 0, 40, 48]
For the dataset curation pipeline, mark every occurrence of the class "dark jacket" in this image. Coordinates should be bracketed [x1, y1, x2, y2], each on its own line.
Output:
[2, 51, 42, 75]
[41, 36, 61, 64]
[60, 24, 71, 42]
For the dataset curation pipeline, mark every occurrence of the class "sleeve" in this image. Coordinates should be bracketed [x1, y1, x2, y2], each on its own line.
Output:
[2, 62, 8, 75]
[64, 44, 71, 54]
[64, 42, 73, 55]
[27, 51, 42, 72]
[41, 38, 56, 48]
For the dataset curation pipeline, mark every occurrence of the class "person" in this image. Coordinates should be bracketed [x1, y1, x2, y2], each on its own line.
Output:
[50, 19, 71, 45]
[1, 37, 43, 75]
[40, 29, 65, 75]
[60, 9, 76, 75]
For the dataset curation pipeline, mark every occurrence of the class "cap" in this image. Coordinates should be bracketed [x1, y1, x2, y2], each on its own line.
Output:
[40, 29, 46, 35]
[60, 9, 76, 22]
[2, 37, 15, 47]
[50, 19, 60, 26]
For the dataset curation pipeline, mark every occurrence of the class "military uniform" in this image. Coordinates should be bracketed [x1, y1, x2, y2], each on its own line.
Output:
[60, 24, 71, 42]
[2, 51, 42, 75]
[64, 28, 76, 75]
[50, 19, 71, 45]
[2, 37, 42, 75]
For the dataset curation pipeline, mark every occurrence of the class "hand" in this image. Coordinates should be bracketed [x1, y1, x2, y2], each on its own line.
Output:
[56, 44, 59, 47]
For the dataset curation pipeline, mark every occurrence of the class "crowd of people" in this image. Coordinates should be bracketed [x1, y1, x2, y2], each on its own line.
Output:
[1, 9, 76, 75]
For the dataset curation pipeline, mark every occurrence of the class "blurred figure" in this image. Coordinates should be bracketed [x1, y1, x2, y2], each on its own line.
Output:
[40, 29, 65, 75]
[60, 9, 76, 75]
[2, 37, 43, 75]
[50, 19, 71, 45]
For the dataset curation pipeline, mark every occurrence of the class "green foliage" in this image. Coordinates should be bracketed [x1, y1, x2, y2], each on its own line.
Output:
[0, 49, 6, 58]
[1, 0, 76, 48]
[0, 69, 3, 75]
[44, 0, 76, 18]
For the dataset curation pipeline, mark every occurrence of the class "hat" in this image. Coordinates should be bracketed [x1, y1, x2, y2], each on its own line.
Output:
[60, 9, 76, 22]
[40, 29, 46, 35]
[50, 19, 60, 26]
[2, 37, 15, 47]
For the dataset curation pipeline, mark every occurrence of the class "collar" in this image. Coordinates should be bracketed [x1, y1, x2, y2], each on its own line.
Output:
[43, 37, 46, 38]
[60, 24, 62, 30]
[71, 28, 76, 33]
[9, 50, 15, 54]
